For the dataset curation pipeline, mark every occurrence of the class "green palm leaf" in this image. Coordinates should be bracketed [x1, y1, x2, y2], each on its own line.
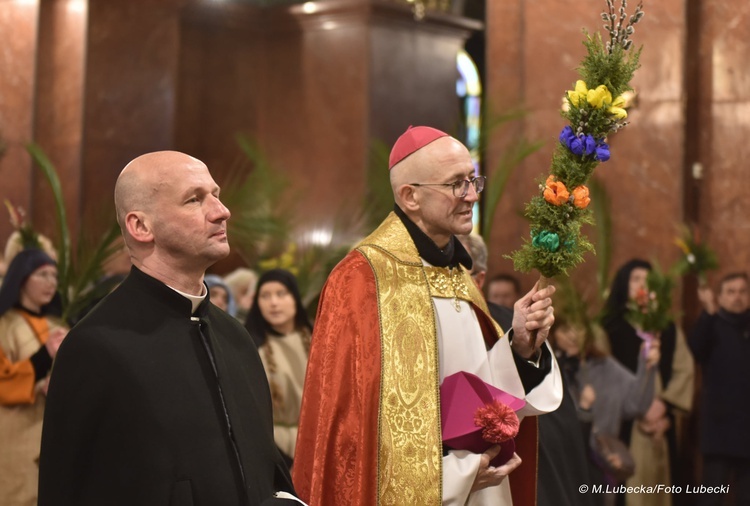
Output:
[65, 222, 122, 322]
[27, 143, 71, 306]
[217, 135, 293, 267]
[478, 107, 543, 240]
[363, 138, 395, 231]
[27, 143, 121, 323]
[588, 176, 612, 298]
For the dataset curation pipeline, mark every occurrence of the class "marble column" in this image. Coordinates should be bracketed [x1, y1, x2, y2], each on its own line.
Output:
[0, 0, 39, 247]
[80, 0, 188, 224]
[256, 0, 480, 228]
[31, 0, 87, 240]
[696, 3, 750, 282]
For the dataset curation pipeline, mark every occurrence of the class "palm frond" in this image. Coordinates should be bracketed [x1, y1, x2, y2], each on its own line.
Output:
[555, 273, 600, 354]
[588, 176, 612, 299]
[482, 137, 544, 239]
[65, 222, 122, 321]
[258, 201, 365, 314]
[671, 223, 719, 285]
[27, 143, 121, 323]
[220, 135, 292, 265]
[363, 138, 395, 231]
[27, 143, 71, 305]
[477, 104, 543, 240]
[476, 107, 531, 156]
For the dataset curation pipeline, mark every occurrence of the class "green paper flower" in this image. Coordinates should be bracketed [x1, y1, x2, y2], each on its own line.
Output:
[532, 231, 561, 252]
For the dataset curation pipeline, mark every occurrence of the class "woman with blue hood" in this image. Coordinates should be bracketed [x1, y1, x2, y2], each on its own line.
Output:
[0, 248, 67, 505]
[204, 273, 237, 318]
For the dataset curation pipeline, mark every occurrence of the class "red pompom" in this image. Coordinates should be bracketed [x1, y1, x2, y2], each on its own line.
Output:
[473, 400, 520, 444]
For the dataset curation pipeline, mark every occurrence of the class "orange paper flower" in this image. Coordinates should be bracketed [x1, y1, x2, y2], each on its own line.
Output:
[572, 185, 591, 209]
[543, 175, 569, 206]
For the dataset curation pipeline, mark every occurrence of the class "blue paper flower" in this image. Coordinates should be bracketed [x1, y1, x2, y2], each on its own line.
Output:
[568, 136, 583, 156]
[584, 135, 597, 156]
[559, 126, 576, 145]
[595, 141, 610, 161]
[560, 126, 611, 162]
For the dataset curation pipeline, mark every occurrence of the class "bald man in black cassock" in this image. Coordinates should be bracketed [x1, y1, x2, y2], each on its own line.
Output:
[38, 151, 301, 506]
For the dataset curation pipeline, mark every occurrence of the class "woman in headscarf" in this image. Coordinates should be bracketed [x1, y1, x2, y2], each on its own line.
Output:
[0, 248, 67, 506]
[602, 259, 694, 506]
[224, 267, 258, 323]
[244, 269, 312, 468]
[204, 273, 237, 317]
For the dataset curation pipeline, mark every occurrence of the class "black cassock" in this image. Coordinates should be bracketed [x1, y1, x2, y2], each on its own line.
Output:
[39, 266, 295, 506]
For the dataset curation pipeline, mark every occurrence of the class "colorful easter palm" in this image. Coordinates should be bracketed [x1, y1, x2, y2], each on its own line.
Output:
[510, 0, 645, 284]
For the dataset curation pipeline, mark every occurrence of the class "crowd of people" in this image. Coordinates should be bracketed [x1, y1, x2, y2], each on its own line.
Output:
[0, 127, 747, 506]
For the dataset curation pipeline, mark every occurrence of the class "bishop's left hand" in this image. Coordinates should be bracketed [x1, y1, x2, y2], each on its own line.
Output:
[510, 281, 555, 360]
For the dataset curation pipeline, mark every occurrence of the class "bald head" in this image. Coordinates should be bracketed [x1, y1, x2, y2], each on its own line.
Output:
[115, 151, 204, 231]
[390, 136, 469, 205]
[388, 135, 476, 247]
[112, 150, 230, 290]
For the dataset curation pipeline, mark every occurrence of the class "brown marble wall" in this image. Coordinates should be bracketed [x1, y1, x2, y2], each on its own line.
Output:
[368, 6, 481, 145]
[80, 0, 188, 227]
[257, 3, 370, 228]
[253, 1, 477, 233]
[176, 2, 263, 178]
[2, 0, 477, 270]
[698, 3, 750, 284]
[0, 0, 39, 250]
[485, 0, 688, 300]
[32, 0, 88, 240]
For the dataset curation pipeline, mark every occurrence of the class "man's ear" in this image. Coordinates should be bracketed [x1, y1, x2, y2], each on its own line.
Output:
[124, 211, 154, 244]
[396, 184, 420, 212]
[474, 271, 486, 290]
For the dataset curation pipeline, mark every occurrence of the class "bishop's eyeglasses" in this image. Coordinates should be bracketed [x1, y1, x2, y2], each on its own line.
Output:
[409, 175, 486, 199]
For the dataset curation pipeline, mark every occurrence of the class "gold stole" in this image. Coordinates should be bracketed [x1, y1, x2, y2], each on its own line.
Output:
[357, 212, 502, 506]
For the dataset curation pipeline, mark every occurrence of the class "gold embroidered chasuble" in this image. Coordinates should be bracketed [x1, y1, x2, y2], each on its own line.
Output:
[356, 212, 504, 505]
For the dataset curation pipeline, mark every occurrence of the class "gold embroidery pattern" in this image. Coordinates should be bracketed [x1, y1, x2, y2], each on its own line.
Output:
[357, 213, 442, 506]
[423, 266, 472, 303]
[357, 213, 423, 267]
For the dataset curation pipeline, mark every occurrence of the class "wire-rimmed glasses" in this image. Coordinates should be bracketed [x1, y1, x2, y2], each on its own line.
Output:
[409, 175, 486, 199]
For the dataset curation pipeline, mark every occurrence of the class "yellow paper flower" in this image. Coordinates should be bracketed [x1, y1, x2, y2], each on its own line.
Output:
[567, 81, 628, 118]
[587, 85, 613, 108]
[608, 95, 628, 119]
[566, 80, 589, 107]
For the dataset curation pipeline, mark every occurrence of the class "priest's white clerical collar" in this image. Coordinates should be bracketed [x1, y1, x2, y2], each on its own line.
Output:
[167, 284, 207, 313]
